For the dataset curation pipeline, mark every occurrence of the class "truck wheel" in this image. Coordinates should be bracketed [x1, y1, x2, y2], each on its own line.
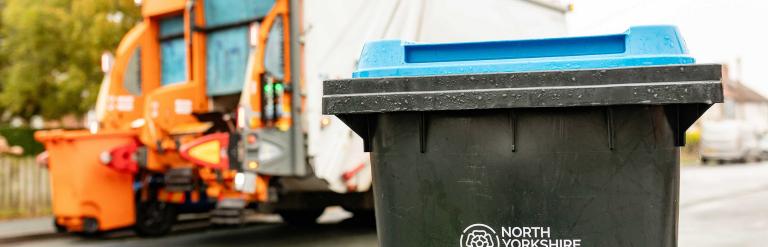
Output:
[134, 200, 177, 237]
[349, 210, 376, 226]
[278, 209, 325, 225]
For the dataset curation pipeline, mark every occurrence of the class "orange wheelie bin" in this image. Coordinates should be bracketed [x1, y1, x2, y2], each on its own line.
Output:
[35, 130, 137, 234]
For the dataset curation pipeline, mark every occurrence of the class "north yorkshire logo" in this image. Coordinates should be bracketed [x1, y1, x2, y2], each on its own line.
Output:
[460, 224, 583, 247]
[460, 224, 501, 247]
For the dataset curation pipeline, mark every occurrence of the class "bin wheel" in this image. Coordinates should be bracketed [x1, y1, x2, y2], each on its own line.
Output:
[75, 217, 102, 238]
[278, 209, 325, 225]
[348, 209, 376, 226]
[134, 200, 177, 237]
[83, 217, 99, 234]
[53, 219, 67, 233]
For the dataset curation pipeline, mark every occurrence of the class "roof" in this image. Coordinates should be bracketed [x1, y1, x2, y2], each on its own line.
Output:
[723, 81, 768, 103]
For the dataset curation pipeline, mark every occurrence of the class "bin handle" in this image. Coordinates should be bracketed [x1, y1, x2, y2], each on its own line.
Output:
[404, 34, 626, 64]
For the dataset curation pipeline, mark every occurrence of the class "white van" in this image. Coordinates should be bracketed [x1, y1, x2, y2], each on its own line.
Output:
[700, 120, 760, 164]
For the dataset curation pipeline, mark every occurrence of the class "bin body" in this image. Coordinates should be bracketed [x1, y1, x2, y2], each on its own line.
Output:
[323, 26, 724, 246]
[36, 130, 136, 232]
[372, 107, 678, 246]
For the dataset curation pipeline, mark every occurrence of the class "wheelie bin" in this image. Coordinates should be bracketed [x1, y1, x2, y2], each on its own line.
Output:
[323, 26, 724, 246]
[34, 130, 137, 234]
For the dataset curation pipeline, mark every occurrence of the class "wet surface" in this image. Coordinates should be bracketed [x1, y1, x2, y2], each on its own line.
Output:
[322, 65, 723, 114]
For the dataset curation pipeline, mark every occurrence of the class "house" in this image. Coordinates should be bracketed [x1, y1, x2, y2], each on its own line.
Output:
[699, 65, 768, 133]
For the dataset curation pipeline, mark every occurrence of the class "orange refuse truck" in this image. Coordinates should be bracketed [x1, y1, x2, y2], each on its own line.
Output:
[35, 0, 280, 236]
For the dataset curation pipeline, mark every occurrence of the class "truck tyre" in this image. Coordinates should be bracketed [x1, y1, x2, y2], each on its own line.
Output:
[278, 209, 325, 225]
[348, 209, 376, 226]
[134, 200, 176, 237]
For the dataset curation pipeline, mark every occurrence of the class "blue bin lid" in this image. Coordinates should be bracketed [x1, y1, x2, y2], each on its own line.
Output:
[353, 26, 694, 78]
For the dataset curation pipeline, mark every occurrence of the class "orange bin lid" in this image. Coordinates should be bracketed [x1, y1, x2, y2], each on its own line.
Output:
[35, 129, 137, 143]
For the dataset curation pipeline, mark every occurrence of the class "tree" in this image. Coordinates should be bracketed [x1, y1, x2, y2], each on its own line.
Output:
[0, 0, 141, 124]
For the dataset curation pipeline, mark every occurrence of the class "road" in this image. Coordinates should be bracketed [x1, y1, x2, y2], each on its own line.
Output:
[1, 208, 377, 247]
[678, 162, 768, 247]
[3, 162, 768, 247]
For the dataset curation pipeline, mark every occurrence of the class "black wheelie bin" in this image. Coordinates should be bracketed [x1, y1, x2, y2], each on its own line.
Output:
[323, 26, 723, 247]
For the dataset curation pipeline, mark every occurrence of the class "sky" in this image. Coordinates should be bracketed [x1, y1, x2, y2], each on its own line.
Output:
[566, 0, 768, 95]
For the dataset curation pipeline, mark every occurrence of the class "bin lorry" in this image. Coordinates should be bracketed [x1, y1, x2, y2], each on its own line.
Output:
[35, 0, 279, 236]
[35, 0, 571, 235]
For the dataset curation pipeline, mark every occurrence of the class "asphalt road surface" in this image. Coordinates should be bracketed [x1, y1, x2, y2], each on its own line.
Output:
[4, 162, 768, 247]
[3, 208, 377, 247]
[678, 162, 768, 246]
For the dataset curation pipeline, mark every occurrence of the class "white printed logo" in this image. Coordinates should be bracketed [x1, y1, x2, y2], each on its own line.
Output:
[460, 224, 583, 247]
[461, 224, 500, 247]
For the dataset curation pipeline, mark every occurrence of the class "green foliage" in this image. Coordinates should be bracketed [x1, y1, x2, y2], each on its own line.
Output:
[0, 0, 141, 122]
[0, 127, 44, 155]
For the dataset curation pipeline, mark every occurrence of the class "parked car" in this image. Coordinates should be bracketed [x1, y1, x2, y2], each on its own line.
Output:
[757, 134, 768, 161]
[700, 120, 760, 164]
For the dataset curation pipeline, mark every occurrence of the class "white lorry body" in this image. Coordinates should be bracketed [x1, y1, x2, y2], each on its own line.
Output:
[301, 0, 569, 192]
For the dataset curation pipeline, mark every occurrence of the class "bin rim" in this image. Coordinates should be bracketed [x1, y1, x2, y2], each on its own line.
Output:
[323, 64, 723, 115]
[35, 129, 138, 143]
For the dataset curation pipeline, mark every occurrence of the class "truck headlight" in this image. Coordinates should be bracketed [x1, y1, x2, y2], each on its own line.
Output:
[234, 172, 257, 194]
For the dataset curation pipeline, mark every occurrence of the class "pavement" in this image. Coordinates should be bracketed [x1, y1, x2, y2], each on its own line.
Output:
[0, 217, 55, 241]
[2, 162, 768, 246]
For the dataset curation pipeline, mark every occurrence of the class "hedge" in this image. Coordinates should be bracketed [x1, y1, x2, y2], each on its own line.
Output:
[0, 127, 45, 156]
